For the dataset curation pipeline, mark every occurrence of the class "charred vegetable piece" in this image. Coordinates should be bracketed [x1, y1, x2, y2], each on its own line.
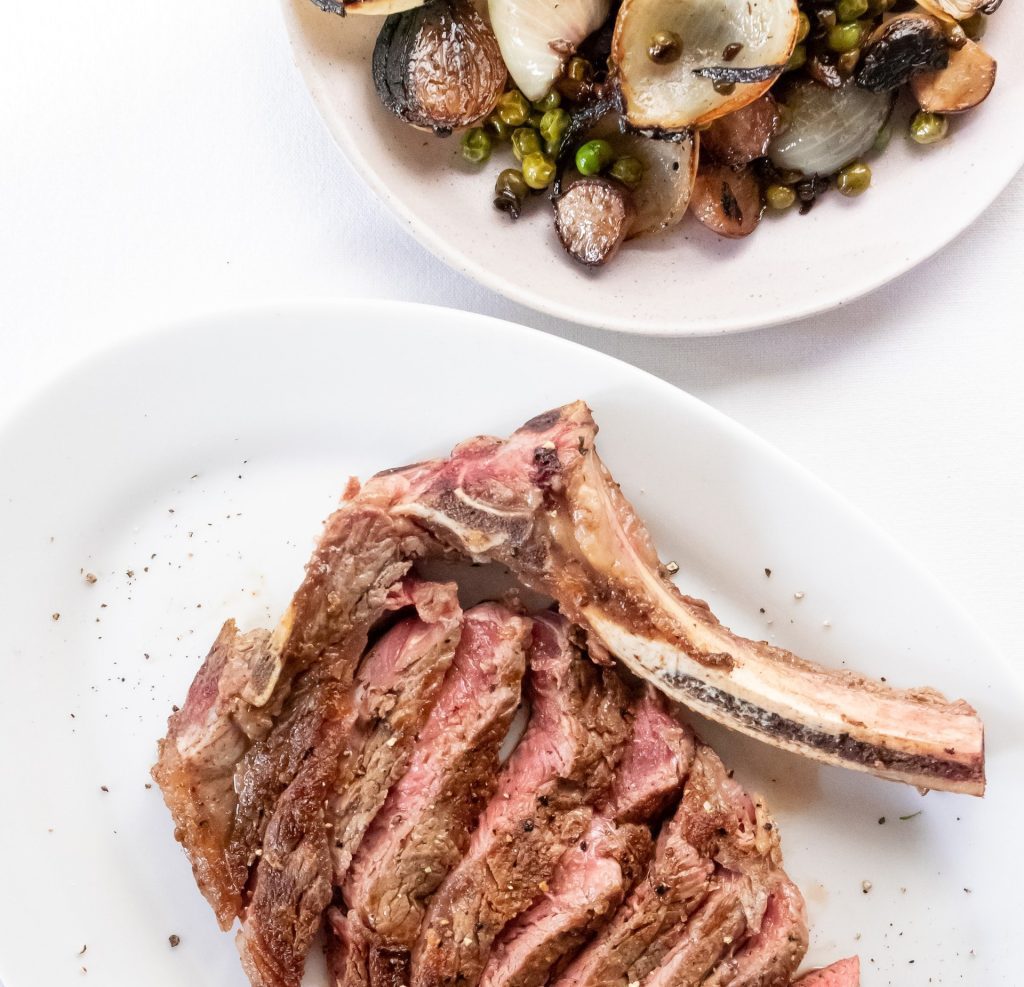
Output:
[554, 178, 636, 266]
[768, 78, 893, 177]
[611, 0, 799, 131]
[701, 93, 781, 167]
[855, 12, 949, 93]
[910, 37, 996, 112]
[690, 161, 764, 238]
[372, 0, 506, 134]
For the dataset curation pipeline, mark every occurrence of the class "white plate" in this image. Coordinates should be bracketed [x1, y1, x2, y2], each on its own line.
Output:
[0, 300, 1019, 986]
[280, 1, 1023, 336]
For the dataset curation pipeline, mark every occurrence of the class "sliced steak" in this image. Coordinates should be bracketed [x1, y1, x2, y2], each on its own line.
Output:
[338, 603, 532, 986]
[792, 956, 860, 987]
[601, 687, 695, 825]
[383, 402, 985, 795]
[640, 874, 749, 987]
[412, 613, 630, 987]
[152, 621, 274, 928]
[701, 875, 807, 987]
[236, 580, 463, 987]
[479, 816, 653, 987]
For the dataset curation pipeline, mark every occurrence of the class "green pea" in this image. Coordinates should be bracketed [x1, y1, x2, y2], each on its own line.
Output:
[962, 12, 986, 39]
[785, 44, 808, 72]
[539, 108, 571, 156]
[575, 139, 614, 176]
[797, 11, 811, 42]
[565, 57, 593, 84]
[836, 160, 871, 196]
[460, 127, 492, 164]
[909, 111, 948, 145]
[836, 0, 868, 22]
[511, 127, 542, 162]
[496, 90, 531, 127]
[529, 110, 545, 130]
[493, 168, 529, 219]
[765, 184, 796, 210]
[486, 114, 513, 141]
[533, 90, 562, 112]
[827, 20, 867, 52]
[609, 156, 645, 187]
[521, 151, 556, 189]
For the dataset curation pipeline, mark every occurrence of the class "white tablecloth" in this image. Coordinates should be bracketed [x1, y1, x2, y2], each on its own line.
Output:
[1, 1, 1021, 661]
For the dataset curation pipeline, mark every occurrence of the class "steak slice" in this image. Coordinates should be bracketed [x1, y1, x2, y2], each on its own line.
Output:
[479, 816, 653, 987]
[792, 957, 860, 987]
[411, 613, 631, 987]
[335, 604, 532, 987]
[152, 621, 274, 928]
[382, 402, 985, 795]
[639, 874, 749, 987]
[236, 580, 463, 987]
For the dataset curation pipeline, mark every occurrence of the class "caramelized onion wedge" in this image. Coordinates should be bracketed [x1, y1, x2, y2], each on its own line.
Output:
[690, 161, 763, 238]
[701, 93, 781, 167]
[489, 0, 610, 101]
[585, 118, 699, 237]
[554, 178, 636, 267]
[373, 0, 506, 134]
[612, 0, 799, 132]
[769, 79, 892, 177]
[911, 37, 996, 113]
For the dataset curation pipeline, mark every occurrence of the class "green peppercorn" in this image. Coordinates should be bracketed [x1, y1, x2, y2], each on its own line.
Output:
[827, 20, 867, 52]
[765, 184, 797, 210]
[797, 11, 811, 42]
[836, 0, 868, 22]
[486, 114, 513, 140]
[496, 90, 531, 127]
[522, 151, 556, 189]
[539, 108, 571, 156]
[609, 156, 645, 187]
[909, 111, 948, 145]
[785, 44, 808, 72]
[493, 168, 529, 219]
[460, 127, 492, 164]
[648, 30, 683, 64]
[511, 127, 542, 162]
[962, 12, 986, 40]
[575, 139, 614, 176]
[836, 161, 871, 196]
[533, 90, 562, 113]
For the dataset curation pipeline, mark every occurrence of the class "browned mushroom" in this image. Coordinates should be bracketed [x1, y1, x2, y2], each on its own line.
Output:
[910, 37, 997, 112]
[689, 162, 763, 238]
[554, 178, 636, 266]
[855, 12, 949, 93]
[372, 0, 506, 134]
[700, 93, 782, 167]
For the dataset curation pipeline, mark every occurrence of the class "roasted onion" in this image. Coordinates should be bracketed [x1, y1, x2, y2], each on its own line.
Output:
[373, 0, 507, 134]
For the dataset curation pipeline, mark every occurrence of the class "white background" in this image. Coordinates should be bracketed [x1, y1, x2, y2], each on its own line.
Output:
[1, 0, 1021, 667]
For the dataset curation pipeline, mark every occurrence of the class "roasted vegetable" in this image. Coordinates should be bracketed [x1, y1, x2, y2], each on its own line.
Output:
[910, 37, 996, 112]
[690, 161, 764, 237]
[373, 0, 506, 134]
[700, 93, 781, 166]
[855, 12, 949, 93]
[554, 178, 636, 266]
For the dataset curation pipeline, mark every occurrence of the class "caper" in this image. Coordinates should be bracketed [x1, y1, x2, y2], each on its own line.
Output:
[712, 80, 737, 95]
[648, 30, 683, 64]
[836, 161, 871, 196]
[827, 20, 867, 52]
[765, 184, 797, 210]
[609, 156, 645, 187]
[511, 127, 542, 162]
[565, 56, 593, 83]
[722, 42, 744, 61]
[533, 90, 562, 112]
[494, 168, 529, 219]
[817, 7, 837, 29]
[836, 0, 868, 22]
[837, 48, 860, 75]
[797, 11, 811, 42]
[460, 127, 492, 164]
[521, 151, 557, 189]
[539, 108, 571, 156]
[575, 139, 615, 176]
[486, 114, 513, 140]
[784, 44, 808, 72]
[496, 90, 531, 127]
[962, 12, 986, 40]
[909, 111, 948, 145]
